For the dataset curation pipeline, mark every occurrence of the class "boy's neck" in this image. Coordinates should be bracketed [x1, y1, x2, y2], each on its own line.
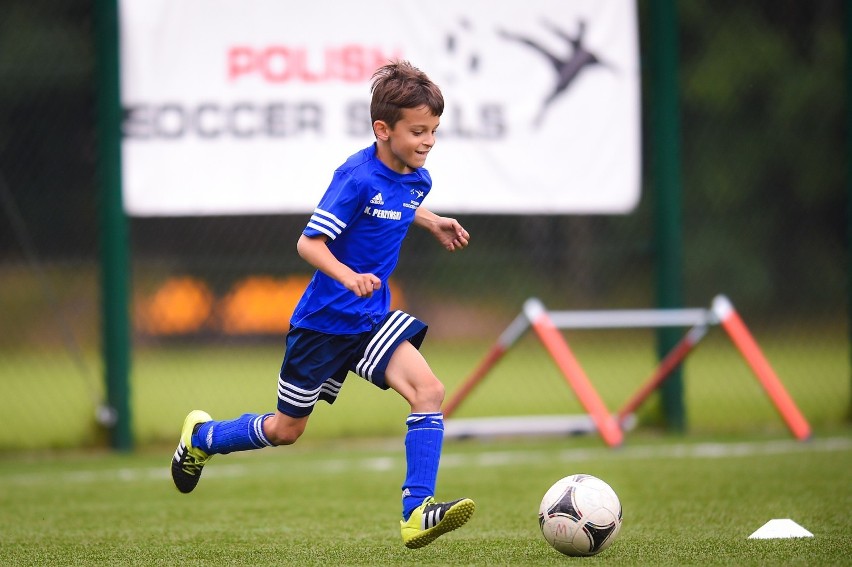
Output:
[374, 141, 414, 175]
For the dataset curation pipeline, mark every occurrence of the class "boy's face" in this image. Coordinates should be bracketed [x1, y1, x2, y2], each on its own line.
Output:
[374, 105, 440, 174]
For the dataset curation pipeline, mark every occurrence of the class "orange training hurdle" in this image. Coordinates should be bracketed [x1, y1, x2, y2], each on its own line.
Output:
[444, 295, 811, 446]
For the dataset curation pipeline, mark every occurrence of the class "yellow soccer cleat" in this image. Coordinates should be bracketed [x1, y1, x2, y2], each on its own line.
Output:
[170, 410, 213, 494]
[400, 497, 476, 549]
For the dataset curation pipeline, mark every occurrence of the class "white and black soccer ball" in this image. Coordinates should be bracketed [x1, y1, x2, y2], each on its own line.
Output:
[538, 473, 623, 556]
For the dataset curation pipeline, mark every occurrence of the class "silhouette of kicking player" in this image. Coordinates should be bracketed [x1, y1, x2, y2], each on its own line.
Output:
[499, 21, 605, 127]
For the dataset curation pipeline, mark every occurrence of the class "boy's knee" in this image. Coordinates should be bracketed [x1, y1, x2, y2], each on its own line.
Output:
[264, 414, 308, 446]
[268, 429, 301, 446]
[414, 376, 445, 410]
[431, 380, 446, 405]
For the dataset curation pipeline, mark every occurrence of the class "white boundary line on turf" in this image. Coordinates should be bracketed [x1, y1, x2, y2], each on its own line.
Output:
[2, 437, 850, 487]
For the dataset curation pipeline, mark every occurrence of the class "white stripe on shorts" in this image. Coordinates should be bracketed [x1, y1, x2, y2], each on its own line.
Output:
[355, 311, 414, 382]
[278, 378, 323, 408]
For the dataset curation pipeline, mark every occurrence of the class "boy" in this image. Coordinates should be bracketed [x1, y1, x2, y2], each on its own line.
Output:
[171, 60, 475, 549]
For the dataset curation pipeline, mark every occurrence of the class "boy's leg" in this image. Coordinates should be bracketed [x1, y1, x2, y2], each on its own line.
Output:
[195, 412, 274, 454]
[381, 337, 475, 548]
[398, 411, 475, 549]
[401, 411, 444, 516]
[171, 410, 274, 494]
[172, 326, 352, 494]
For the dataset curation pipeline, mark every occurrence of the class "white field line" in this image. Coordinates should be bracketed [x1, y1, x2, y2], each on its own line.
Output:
[1, 437, 850, 488]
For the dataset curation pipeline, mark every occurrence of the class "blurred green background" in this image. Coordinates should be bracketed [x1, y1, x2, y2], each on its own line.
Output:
[0, 1, 848, 451]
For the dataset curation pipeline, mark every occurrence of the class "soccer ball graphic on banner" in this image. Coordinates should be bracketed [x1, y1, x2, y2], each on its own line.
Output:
[538, 474, 623, 556]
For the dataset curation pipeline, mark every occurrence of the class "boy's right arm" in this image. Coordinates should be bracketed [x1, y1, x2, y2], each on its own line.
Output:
[296, 234, 382, 298]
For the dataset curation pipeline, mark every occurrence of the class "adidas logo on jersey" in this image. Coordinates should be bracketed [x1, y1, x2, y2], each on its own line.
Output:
[370, 193, 384, 205]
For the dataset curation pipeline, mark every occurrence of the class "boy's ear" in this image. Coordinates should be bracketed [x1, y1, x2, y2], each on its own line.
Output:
[373, 120, 390, 141]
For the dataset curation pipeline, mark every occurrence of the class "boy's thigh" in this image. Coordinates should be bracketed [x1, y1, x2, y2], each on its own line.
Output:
[351, 310, 428, 389]
[277, 328, 362, 417]
[278, 311, 429, 416]
[384, 339, 442, 394]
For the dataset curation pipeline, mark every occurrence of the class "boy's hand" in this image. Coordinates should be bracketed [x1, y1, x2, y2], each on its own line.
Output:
[297, 234, 381, 298]
[344, 272, 382, 298]
[414, 207, 470, 251]
[432, 216, 470, 252]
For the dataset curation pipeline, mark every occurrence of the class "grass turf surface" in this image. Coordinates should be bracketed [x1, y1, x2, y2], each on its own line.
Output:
[2, 324, 846, 450]
[1, 434, 850, 566]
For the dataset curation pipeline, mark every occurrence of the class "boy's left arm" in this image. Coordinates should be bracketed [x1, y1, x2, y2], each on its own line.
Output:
[414, 207, 470, 252]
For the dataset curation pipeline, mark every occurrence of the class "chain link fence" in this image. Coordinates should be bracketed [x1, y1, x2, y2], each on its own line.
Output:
[0, 1, 847, 451]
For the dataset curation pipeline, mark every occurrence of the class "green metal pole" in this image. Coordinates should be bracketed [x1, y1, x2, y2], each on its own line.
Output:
[649, 0, 686, 431]
[846, 0, 852, 422]
[94, 0, 132, 450]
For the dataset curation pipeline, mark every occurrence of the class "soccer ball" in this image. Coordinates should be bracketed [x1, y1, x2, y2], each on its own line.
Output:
[538, 474, 623, 556]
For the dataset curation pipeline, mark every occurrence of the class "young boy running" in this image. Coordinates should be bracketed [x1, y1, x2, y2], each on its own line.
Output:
[171, 60, 475, 549]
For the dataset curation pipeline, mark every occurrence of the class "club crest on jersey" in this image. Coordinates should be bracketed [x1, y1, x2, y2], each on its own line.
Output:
[405, 188, 424, 210]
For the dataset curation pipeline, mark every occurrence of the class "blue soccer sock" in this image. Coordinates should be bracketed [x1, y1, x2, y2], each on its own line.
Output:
[401, 412, 444, 520]
[193, 413, 273, 455]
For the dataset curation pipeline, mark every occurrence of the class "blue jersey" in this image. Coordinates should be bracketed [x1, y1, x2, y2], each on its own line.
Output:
[291, 144, 431, 334]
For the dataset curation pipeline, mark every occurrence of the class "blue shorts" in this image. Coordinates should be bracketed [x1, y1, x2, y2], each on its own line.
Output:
[276, 310, 428, 418]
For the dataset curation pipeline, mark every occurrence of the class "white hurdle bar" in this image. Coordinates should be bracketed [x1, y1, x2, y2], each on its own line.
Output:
[533, 302, 719, 330]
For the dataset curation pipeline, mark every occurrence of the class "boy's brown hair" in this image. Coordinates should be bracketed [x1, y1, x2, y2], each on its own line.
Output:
[370, 60, 444, 128]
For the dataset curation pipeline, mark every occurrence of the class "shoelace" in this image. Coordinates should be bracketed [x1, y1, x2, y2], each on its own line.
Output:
[180, 447, 207, 474]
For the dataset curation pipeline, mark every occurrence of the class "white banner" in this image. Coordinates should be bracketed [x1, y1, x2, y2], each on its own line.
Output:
[120, 0, 640, 216]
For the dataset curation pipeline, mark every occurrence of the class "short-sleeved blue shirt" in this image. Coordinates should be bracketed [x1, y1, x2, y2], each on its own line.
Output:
[291, 144, 432, 334]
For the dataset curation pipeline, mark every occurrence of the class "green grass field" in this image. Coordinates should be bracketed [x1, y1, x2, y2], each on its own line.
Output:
[1, 324, 849, 564]
[1, 434, 850, 566]
[1, 324, 848, 449]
